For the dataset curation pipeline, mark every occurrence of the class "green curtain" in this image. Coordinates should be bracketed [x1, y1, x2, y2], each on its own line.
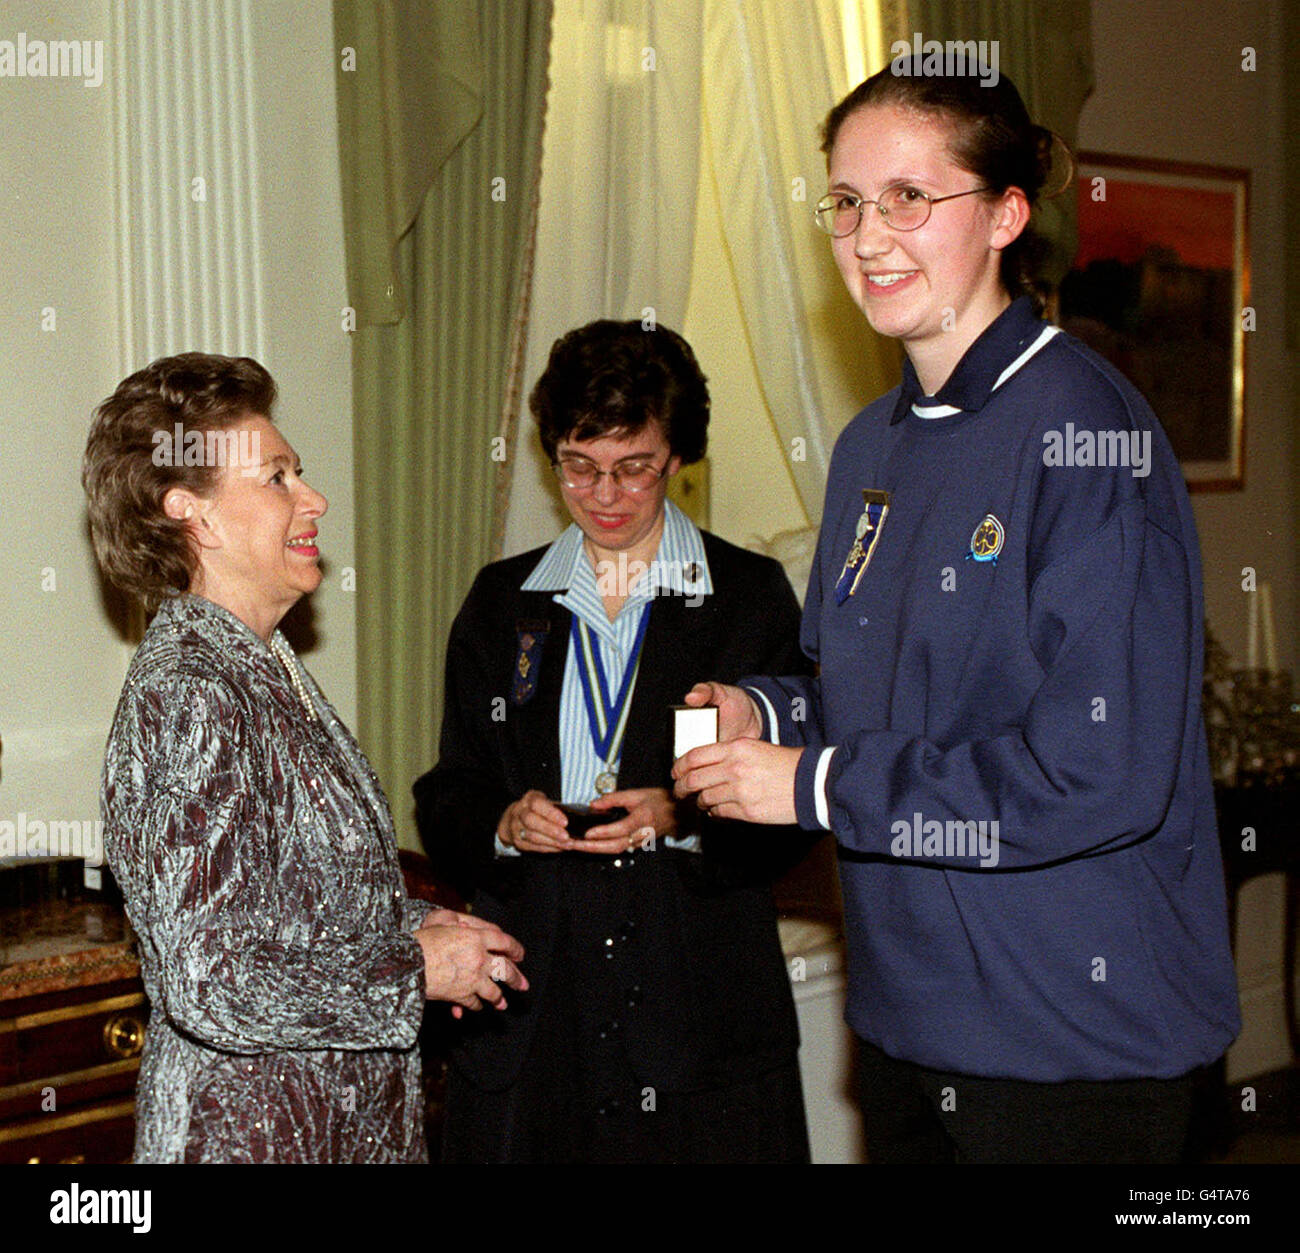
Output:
[335, 0, 553, 847]
[334, 0, 485, 327]
[904, 0, 1095, 290]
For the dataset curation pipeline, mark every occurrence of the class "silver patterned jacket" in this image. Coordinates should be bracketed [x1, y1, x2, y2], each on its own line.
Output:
[101, 594, 432, 1163]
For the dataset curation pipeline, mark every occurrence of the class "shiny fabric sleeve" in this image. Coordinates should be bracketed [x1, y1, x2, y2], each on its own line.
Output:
[402, 897, 437, 932]
[134, 678, 427, 1054]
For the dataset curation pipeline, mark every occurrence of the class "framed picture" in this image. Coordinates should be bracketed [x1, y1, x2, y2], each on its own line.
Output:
[1059, 153, 1249, 491]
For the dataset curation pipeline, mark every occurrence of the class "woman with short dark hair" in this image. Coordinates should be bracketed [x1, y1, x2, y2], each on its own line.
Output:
[85, 352, 526, 1163]
[416, 319, 812, 1163]
[530, 319, 711, 466]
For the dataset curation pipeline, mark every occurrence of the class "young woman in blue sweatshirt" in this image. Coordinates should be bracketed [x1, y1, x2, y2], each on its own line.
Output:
[673, 61, 1240, 1164]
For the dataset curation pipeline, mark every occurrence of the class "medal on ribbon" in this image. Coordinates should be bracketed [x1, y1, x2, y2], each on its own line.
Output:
[572, 603, 652, 798]
[833, 489, 891, 605]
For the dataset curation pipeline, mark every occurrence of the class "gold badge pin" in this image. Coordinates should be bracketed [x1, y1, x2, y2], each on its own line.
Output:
[967, 514, 1005, 564]
[834, 489, 890, 605]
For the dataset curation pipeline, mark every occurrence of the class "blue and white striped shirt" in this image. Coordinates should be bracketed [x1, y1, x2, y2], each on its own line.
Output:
[504, 498, 712, 853]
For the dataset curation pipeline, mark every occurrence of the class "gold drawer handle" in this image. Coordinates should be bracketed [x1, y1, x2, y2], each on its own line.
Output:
[102, 1013, 145, 1059]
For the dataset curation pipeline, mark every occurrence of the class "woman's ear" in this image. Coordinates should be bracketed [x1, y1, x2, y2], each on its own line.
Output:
[989, 186, 1032, 253]
[162, 486, 220, 550]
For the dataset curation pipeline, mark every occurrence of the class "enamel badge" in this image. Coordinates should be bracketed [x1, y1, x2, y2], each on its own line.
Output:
[967, 514, 1005, 564]
[511, 619, 549, 705]
[833, 489, 890, 605]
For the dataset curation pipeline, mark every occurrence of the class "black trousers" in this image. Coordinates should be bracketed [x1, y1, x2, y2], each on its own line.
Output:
[856, 1036, 1198, 1164]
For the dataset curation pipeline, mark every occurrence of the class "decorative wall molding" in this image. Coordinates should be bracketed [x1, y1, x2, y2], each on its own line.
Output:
[112, 0, 265, 369]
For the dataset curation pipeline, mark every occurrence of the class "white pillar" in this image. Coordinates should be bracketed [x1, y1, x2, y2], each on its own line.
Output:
[113, 0, 265, 367]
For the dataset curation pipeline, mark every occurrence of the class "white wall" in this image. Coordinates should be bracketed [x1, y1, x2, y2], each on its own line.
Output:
[0, 0, 122, 849]
[1081, 0, 1295, 676]
[0, 1, 355, 854]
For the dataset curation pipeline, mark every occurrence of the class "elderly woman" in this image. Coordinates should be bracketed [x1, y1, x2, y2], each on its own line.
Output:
[414, 319, 813, 1163]
[83, 352, 526, 1164]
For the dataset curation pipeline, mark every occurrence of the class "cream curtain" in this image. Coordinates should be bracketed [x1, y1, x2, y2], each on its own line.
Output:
[504, 0, 904, 549]
[700, 0, 901, 523]
[1286, 2, 1300, 353]
[501, 0, 706, 555]
[336, 0, 553, 848]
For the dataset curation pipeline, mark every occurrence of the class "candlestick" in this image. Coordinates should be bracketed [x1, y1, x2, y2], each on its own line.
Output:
[1247, 584, 1258, 671]
[1261, 581, 1278, 673]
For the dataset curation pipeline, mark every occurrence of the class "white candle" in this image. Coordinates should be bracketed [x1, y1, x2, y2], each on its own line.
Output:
[1247, 585, 1258, 671]
[1261, 581, 1278, 672]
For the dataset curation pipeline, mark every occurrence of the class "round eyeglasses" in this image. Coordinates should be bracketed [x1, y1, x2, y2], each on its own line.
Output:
[552, 457, 670, 492]
[814, 185, 990, 237]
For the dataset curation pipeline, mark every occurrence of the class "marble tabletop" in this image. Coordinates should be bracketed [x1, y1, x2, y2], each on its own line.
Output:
[0, 897, 138, 1003]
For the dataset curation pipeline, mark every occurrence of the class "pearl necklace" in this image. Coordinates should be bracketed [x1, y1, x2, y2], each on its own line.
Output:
[270, 636, 318, 721]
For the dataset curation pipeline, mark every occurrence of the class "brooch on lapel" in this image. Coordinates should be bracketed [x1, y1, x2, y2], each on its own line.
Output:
[966, 513, 1005, 564]
[511, 619, 550, 706]
[833, 489, 891, 605]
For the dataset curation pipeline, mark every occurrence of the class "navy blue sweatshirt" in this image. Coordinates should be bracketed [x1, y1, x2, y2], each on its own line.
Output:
[745, 297, 1240, 1081]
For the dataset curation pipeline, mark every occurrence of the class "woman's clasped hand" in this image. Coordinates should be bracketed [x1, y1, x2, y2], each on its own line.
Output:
[497, 787, 668, 854]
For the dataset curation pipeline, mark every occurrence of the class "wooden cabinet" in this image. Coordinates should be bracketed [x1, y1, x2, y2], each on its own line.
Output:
[0, 976, 147, 1163]
[0, 861, 463, 1162]
[0, 886, 143, 1165]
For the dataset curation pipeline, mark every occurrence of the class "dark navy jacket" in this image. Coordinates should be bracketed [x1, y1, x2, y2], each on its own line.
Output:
[746, 297, 1240, 1081]
[415, 532, 814, 1093]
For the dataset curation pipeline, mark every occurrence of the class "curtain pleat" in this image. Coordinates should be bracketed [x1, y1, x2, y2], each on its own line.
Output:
[500, 0, 705, 558]
[698, 0, 902, 523]
[334, 0, 485, 327]
[341, 0, 553, 847]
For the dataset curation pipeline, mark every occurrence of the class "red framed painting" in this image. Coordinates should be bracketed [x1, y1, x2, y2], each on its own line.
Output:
[1060, 153, 1250, 491]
